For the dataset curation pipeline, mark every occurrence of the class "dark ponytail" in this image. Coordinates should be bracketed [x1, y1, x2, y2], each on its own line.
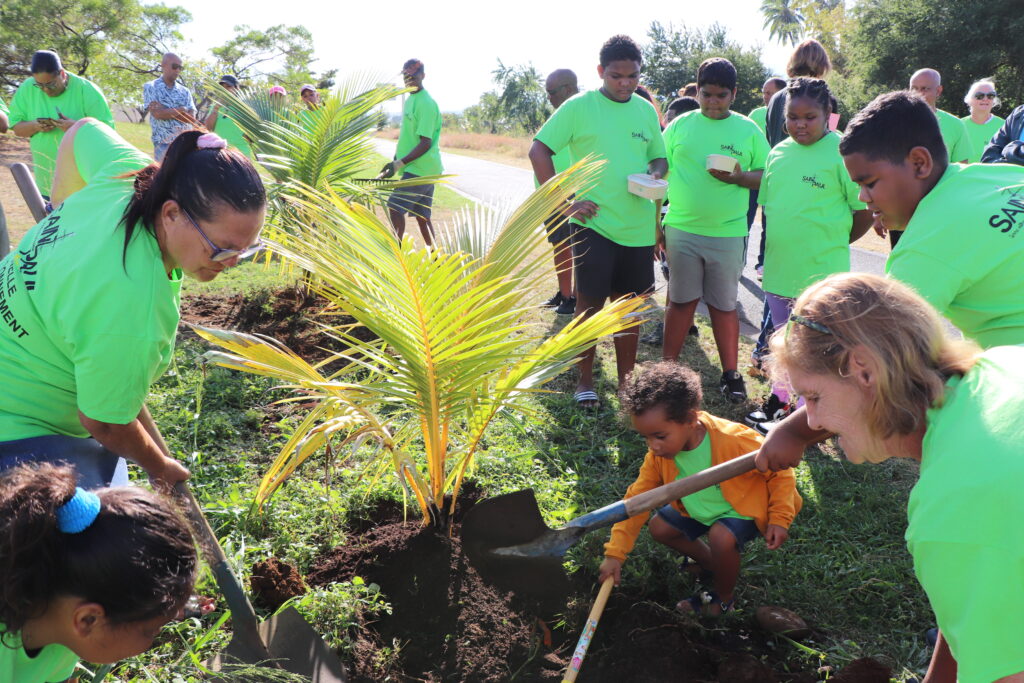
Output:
[120, 128, 266, 265]
[0, 464, 197, 641]
[785, 77, 833, 116]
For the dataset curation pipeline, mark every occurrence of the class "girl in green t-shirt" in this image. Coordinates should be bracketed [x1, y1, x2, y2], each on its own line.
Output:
[0, 463, 197, 682]
[747, 78, 871, 434]
[758, 272, 1024, 683]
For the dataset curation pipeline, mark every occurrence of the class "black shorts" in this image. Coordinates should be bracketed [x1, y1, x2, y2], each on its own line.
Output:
[570, 224, 655, 300]
[544, 211, 572, 246]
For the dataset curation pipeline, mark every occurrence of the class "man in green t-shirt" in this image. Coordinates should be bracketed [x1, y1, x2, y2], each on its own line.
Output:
[0, 96, 8, 134]
[8, 50, 114, 198]
[203, 75, 254, 159]
[530, 35, 667, 409]
[538, 68, 579, 315]
[380, 58, 443, 246]
[748, 77, 785, 136]
[661, 58, 769, 404]
[841, 91, 1024, 349]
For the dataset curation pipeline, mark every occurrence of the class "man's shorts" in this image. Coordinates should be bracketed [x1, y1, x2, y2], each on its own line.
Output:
[664, 228, 745, 311]
[656, 504, 761, 551]
[571, 224, 654, 300]
[544, 212, 572, 246]
[386, 172, 435, 219]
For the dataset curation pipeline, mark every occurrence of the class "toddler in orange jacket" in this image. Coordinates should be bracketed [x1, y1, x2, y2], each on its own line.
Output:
[598, 361, 801, 615]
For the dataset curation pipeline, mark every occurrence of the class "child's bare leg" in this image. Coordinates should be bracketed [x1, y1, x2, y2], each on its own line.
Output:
[649, 515, 711, 569]
[706, 522, 742, 613]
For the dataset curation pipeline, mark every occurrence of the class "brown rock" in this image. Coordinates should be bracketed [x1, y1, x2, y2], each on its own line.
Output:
[250, 557, 307, 611]
[755, 605, 811, 639]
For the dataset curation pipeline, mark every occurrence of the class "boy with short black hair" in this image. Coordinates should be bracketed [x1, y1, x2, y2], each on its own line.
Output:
[840, 90, 1024, 349]
[660, 57, 769, 403]
[530, 35, 667, 409]
[599, 361, 800, 615]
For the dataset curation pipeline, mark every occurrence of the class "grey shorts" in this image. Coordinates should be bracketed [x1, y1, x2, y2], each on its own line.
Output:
[664, 228, 746, 311]
[386, 172, 435, 219]
[0, 434, 129, 489]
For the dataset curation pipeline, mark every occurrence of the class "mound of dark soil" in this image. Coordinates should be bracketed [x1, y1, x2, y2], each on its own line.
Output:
[179, 288, 374, 362]
[251, 557, 307, 611]
[830, 657, 892, 683]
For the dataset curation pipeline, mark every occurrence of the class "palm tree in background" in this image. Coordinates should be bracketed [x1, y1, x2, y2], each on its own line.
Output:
[761, 0, 806, 46]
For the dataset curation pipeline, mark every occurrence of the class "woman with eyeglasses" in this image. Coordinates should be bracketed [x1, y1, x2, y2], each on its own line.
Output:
[757, 272, 1024, 683]
[8, 50, 115, 199]
[961, 80, 1004, 164]
[0, 119, 266, 489]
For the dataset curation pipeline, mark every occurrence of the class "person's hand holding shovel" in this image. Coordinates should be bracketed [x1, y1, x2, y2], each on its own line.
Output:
[598, 557, 623, 586]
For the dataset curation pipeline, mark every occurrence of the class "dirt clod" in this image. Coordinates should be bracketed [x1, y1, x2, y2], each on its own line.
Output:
[251, 557, 307, 611]
[831, 657, 892, 683]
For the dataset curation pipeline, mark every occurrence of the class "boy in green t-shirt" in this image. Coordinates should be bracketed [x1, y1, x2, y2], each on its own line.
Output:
[380, 58, 443, 247]
[841, 91, 1024, 348]
[661, 58, 769, 404]
[530, 35, 667, 409]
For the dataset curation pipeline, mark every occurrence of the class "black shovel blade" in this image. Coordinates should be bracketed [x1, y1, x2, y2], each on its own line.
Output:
[460, 489, 571, 604]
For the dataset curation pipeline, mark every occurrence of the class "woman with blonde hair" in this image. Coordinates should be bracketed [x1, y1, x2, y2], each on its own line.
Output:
[961, 79, 1003, 163]
[756, 271, 1024, 683]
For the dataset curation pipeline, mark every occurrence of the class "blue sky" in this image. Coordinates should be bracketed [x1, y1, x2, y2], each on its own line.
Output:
[171, 0, 795, 112]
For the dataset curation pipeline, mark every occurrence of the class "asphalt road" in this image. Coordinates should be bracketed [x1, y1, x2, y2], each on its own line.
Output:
[374, 139, 887, 336]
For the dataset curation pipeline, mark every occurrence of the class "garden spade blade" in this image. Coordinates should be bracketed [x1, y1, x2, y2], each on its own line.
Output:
[173, 483, 347, 682]
[462, 452, 758, 599]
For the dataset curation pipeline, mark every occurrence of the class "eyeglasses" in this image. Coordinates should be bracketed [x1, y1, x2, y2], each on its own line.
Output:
[179, 208, 262, 262]
[33, 75, 64, 92]
[973, 92, 997, 100]
[170, 64, 183, 70]
[787, 314, 845, 342]
[546, 84, 568, 96]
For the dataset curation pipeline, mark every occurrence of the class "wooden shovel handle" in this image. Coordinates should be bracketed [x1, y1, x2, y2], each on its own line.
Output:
[562, 577, 614, 683]
[623, 451, 758, 518]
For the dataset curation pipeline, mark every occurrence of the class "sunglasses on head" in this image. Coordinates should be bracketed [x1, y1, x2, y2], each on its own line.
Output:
[973, 92, 997, 100]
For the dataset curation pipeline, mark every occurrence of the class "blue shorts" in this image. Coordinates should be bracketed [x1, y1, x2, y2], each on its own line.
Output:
[656, 504, 761, 551]
[0, 435, 128, 489]
[386, 172, 435, 219]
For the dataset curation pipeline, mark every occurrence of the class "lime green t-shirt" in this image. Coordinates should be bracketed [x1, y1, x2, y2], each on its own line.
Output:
[674, 433, 752, 525]
[7, 73, 115, 196]
[662, 110, 770, 237]
[0, 96, 8, 117]
[759, 132, 865, 298]
[0, 120, 182, 441]
[907, 346, 1024, 683]
[961, 114, 1004, 164]
[885, 163, 1024, 348]
[534, 89, 666, 247]
[748, 106, 768, 135]
[214, 111, 253, 158]
[935, 108, 973, 164]
[533, 144, 571, 188]
[0, 626, 79, 683]
[396, 88, 443, 177]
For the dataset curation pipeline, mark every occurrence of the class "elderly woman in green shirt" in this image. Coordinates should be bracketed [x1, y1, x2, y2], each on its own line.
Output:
[0, 118, 266, 489]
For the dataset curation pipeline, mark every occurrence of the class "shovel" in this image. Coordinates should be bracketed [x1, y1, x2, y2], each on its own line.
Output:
[461, 451, 757, 600]
[10, 163, 48, 222]
[173, 482, 347, 681]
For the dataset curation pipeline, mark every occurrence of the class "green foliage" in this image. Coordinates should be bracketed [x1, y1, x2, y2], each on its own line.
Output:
[643, 21, 771, 115]
[211, 24, 326, 95]
[456, 61, 551, 135]
[841, 0, 1024, 115]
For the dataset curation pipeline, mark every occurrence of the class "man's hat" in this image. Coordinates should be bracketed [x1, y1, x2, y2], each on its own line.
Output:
[402, 59, 424, 75]
[218, 74, 239, 87]
[300, 84, 317, 94]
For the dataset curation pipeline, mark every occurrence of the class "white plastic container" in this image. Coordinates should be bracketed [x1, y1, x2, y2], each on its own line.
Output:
[706, 154, 739, 172]
[627, 173, 669, 200]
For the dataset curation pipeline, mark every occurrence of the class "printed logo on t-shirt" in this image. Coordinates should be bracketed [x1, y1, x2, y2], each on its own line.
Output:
[802, 175, 826, 190]
[988, 186, 1024, 236]
[16, 211, 73, 292]
[632, 131, 651, 144]
[720, 144, 740, 156]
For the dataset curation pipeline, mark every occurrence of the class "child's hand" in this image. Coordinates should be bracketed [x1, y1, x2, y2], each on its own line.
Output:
[764, 524, 789, 550]
[598, 557, 623, 586]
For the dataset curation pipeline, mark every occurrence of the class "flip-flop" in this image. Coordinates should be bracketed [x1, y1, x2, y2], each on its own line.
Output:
[676, 592, 705, 614]
[679, 556, 714, 585]
[574, 389, 599, 410]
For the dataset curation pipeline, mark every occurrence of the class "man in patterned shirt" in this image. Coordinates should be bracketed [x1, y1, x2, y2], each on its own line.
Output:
[143, 52, 197, 160]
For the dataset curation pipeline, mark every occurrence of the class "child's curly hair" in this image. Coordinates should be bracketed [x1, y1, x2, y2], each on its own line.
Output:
[619, 361, 703, 423]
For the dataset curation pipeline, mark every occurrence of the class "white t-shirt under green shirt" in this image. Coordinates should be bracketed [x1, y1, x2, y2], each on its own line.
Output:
[662, 110, 770, 238]
[759, 132, 865, 298]
[534, 89, 666, 247]
[0, 120, 182, 440]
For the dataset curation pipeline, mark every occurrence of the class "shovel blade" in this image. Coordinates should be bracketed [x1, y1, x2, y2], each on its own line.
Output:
[461, 489, 571, 604]
[210, 607, 347, 682]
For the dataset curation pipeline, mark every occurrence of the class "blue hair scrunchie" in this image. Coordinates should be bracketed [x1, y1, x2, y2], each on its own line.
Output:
[56, 487, 101, 534]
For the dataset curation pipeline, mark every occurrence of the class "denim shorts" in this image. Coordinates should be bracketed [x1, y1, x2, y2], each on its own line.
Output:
[656, 504, 761, 551]
[0, 435, 128, 489]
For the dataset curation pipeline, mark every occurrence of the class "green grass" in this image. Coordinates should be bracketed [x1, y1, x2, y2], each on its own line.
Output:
[114, 121, 154, 156]
[79, 256, 931, 682]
